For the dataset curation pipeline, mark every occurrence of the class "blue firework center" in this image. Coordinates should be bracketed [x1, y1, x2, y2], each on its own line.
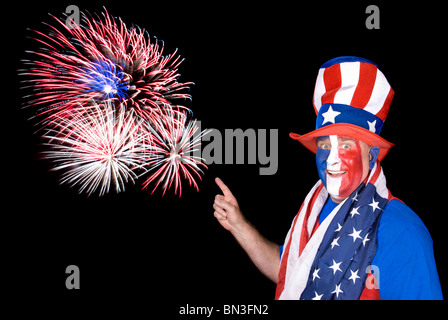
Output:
[81, 59, 130, 100]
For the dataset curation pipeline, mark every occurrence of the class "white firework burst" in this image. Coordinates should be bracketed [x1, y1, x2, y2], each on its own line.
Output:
[42, 101, 151, 196]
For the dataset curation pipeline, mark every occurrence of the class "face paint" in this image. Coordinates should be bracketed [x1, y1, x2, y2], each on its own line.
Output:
[316, 135, 364, 201]
[368, 146, 380, 170]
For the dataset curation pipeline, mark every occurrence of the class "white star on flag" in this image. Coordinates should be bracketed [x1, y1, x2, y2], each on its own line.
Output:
[334, 223, 342, 232]
[312, 291, 323, 300]
[312, 268, 320, 281]
[349, 207, 360, 218]
[321, 105, 341, 125]
[329, 259, 342, 275]
[348, 269, 360, 284]
[331, 283, 344, 298]
[362, 233, 370, 247]
[369, 198, 381, 212]
[330, 237, 340, 249]
[348, 227, 362, 242]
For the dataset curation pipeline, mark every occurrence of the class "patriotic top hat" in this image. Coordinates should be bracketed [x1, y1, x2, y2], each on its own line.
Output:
[290, 56, 395, 160]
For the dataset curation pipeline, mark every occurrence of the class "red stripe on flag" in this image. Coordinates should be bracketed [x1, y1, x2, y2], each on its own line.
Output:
[368, 163, 382, 185]
[298, 184, 324, 257]
[350, 62, 377, 109]
[275, 203, 303, 300]
[321, 63, 342, 105]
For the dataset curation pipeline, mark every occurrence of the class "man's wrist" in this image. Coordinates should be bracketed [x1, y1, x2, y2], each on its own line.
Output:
[230, 218, 255, 242]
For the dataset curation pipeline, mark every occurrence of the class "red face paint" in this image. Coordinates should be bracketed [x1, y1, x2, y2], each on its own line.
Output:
[337, 138, 364, 198]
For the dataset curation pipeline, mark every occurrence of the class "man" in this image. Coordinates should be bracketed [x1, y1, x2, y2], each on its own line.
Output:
[212, 56, 443, 300]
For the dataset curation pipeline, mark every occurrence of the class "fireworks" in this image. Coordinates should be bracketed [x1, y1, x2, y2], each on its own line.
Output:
[20, 8, 208, 196]
[20, 8, 192, 123]
[142, 107, 210, 196]
[42, 102, 149, 196]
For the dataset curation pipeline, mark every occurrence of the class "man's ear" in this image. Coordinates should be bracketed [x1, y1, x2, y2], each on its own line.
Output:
[369, 147, 380, 169]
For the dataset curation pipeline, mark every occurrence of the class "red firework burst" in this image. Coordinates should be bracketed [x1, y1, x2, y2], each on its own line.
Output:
[20, 8, 192, 125]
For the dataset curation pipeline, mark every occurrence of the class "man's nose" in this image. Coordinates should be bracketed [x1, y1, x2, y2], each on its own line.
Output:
[327, 146, 341, 166]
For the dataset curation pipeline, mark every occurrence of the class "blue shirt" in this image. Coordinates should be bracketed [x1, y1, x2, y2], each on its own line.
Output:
[280, 198, 443, 300]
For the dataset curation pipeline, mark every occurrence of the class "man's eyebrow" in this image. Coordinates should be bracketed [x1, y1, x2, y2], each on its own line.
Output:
[339, 137, 356, 142]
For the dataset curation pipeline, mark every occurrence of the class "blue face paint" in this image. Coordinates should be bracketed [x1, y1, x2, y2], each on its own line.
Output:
[316, 136, 330, 187]
[369, 147, 380, 170]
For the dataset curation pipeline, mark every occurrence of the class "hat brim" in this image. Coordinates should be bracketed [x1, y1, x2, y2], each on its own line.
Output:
[289, 123, 394, 161]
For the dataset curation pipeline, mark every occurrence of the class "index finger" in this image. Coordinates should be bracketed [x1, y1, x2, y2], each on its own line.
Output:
[215, 177, 234, 198]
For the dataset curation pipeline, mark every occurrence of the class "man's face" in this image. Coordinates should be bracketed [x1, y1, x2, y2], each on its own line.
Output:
[316, 135, 371, 202]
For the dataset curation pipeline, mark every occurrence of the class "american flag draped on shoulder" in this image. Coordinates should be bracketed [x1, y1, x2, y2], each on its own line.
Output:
[275, 162, 391, 300]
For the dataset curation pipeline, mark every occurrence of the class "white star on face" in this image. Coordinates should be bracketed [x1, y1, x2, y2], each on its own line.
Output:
[312, 291, 323, 300]
[331, 283, 344, 298]
[348, 227, 362, 242]
[312, 268, 320, 281]
[334, 223, 342, 232]
[367, 120, 377, 133]
[362, 232, 371, 247]
[348, 269, 360, 284]
[329, 259, 342, 275]
[368, 198, 381, 212]
[349, 206, 360, 218]
[330, 237, 340, 249]
[321, 105, 341, 125]
[352, 192, 359, 202]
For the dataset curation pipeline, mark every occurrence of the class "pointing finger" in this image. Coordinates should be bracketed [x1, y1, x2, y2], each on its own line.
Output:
[215, 177, 235, 199]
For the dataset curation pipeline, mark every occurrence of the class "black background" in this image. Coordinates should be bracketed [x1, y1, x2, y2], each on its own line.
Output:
[4, 0, 447, 315]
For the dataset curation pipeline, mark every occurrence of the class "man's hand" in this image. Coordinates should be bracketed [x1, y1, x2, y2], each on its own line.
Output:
[212, 177, 280, 283]
[213, 177, 246, 233]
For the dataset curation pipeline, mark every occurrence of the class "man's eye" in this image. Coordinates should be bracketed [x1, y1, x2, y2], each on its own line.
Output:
[319, 144, 330, 149]
[341, 144, 351, 150]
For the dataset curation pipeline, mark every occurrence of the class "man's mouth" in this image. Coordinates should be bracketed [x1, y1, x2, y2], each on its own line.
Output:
[326, 170, 346, 178]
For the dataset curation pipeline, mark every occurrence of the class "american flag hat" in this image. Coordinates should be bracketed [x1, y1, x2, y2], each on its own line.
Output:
[290, 56, 395, 160]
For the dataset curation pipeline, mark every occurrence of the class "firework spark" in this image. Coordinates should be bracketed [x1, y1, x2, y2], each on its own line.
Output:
[20, 9, 192, 125]
[142, 106, 210, 196]
[42, 101, 151, 196]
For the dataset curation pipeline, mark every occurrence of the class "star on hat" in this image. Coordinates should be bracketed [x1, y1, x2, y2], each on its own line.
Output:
[321, 105, 341, 125]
